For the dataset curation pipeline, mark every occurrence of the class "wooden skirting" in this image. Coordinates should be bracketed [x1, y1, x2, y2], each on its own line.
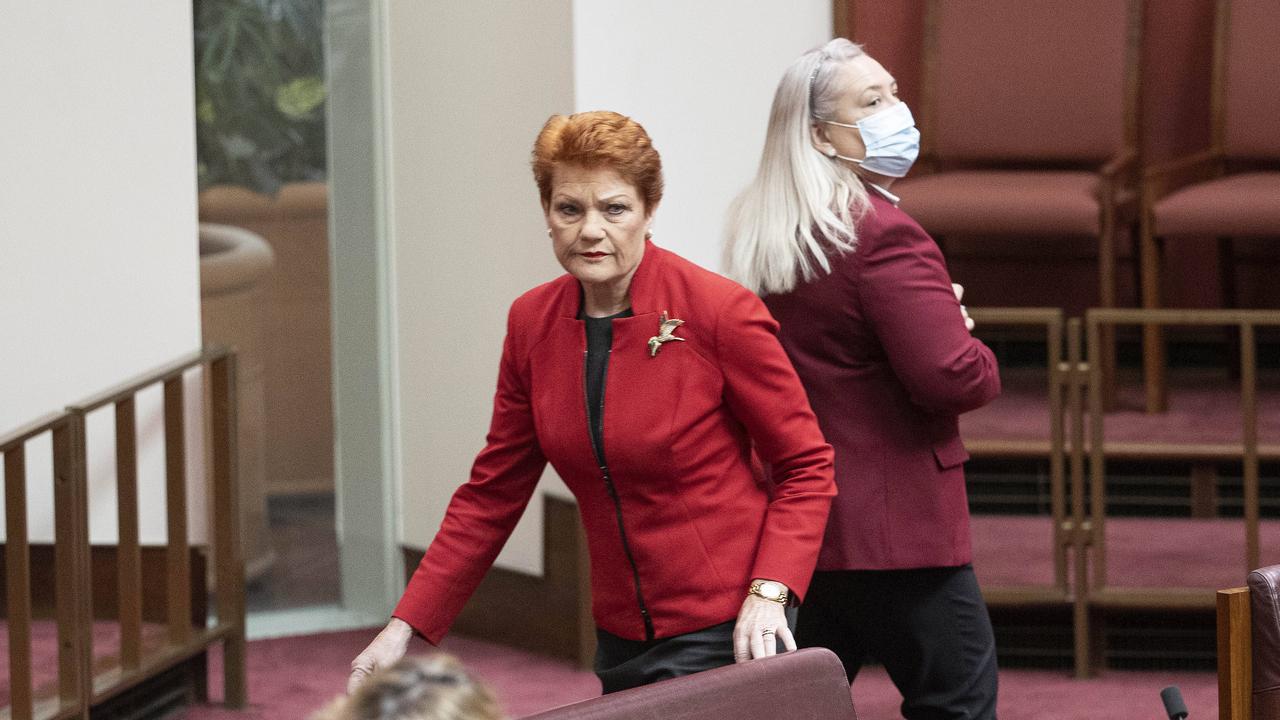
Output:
[402, 495, 594, 669]
[0, 544, 207, 624]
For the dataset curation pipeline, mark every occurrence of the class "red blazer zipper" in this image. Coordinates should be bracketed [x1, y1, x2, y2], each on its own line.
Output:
[585, 348, 655, 640]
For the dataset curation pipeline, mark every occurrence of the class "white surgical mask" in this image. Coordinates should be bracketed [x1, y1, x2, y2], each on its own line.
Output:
[821, 101, 921, 178]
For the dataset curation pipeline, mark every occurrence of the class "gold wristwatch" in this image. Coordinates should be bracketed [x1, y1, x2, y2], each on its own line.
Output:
[748, 579, 789, 605]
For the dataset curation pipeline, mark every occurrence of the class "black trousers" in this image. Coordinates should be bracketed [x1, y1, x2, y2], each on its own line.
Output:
[594, 620, 736, 694]
[797, 565, 999, 720]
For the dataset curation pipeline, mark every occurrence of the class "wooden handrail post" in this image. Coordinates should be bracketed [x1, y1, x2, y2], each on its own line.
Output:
[54, 414, 92, 717]
[5, 443, 35, 720]
[115, 397, 143, 671]
[211, 352, 247, 708]
[1085, 315, 1108, 595]
[1241, 324, 1259, 572]
[1067, 318, 1092, 678]
[1048, 312, 1068, 591]
[164, 377, 194, 646]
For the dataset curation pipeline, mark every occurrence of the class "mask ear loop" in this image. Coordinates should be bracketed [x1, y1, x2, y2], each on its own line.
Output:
[816, 118, 866, 165]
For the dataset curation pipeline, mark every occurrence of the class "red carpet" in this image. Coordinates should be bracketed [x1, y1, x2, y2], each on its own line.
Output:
[0, 620, 167, 707]
[169, 628, 1219, 720]
[972, 515, 1280, 590]
[962, 367, 1280, 448]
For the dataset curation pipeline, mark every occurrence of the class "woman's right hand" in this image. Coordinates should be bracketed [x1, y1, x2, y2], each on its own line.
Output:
[348, 617, 414, 693]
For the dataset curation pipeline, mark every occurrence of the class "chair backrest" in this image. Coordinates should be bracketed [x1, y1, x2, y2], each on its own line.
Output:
[1250, 567, 1280, 719]
[921, 0, 1139, 164]
[518, 648, 856, 720]
[1215, 0, 1280, 159]
[1219, 565, 1280, 720]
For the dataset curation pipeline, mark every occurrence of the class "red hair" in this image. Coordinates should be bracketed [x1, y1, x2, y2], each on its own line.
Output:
[531, 111, 663, 211]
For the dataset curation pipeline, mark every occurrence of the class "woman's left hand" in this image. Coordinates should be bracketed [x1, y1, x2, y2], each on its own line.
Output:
[732, 594, 796, 662]
[953, 283, 975, 332]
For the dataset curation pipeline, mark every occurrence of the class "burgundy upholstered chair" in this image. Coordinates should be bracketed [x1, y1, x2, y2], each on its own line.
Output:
[1218, 564, 1280, 720]
[519, 648, 856, 720]
[894, 0, 1142, 399]
[896, 0, 1141, 299]
[1139, 0, 1280, 414]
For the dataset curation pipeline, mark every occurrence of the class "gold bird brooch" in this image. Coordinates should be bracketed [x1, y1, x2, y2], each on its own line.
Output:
[647, 312, 685, 357]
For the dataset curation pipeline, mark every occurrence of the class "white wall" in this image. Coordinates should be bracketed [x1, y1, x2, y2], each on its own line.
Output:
[0, 3, 204, 544]
[573, 0, 833, 271]
[387, 2, 831, 574]
[385, 2, 575, 574]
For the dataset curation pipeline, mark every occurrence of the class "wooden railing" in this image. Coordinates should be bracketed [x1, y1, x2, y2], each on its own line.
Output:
[966, 307, 1280, 677]
[0, 348, 245, 720]
[1084, 310, 1280, 610]
[966, 307, 1070, 602]
[1, 412, 79, 720]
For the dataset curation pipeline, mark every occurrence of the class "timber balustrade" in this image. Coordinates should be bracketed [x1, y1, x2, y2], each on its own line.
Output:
[0, 347, 245, 720]
[965, 308, 1279, 676]
[1075, 309, 1280, 675]
[965, 307, 1071, 605]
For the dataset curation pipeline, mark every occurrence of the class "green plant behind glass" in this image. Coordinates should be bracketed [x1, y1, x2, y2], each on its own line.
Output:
[195, 0, 326, 195]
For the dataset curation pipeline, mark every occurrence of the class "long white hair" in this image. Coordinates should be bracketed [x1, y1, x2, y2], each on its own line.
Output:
[724, 38, 871, 296]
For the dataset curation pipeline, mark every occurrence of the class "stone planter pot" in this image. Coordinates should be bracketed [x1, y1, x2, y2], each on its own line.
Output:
[199, 223, 277, 581]
[198, 182, 333, 498]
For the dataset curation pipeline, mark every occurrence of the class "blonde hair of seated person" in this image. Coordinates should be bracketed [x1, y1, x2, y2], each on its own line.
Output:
[314, 654, 504, 720]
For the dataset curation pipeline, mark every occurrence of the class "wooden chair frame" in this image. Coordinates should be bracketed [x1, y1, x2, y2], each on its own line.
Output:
[1140, 0, 1280, 414]
[0, 348, 246, 720]
[917, 0, 1144, 328]
[1218, 585, 1252, 720]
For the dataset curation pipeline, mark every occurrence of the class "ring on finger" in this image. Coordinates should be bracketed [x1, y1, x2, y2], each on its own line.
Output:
[761, 629, 775, 636]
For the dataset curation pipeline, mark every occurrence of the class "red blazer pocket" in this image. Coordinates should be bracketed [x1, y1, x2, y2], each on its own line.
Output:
[932, 435, 970, 470]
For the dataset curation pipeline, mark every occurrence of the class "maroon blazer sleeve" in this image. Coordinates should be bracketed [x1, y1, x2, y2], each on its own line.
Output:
[392, 309, 547, 644]
[856, 217, 1001, 415]
[715, 287, 836, 602]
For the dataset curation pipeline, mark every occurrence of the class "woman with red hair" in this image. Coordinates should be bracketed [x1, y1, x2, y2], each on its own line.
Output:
[348, 111, 836, 694]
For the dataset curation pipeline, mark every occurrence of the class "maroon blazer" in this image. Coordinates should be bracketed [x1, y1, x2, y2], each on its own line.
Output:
[762, 192, 1000, 571]
[395, 241, 835, 643]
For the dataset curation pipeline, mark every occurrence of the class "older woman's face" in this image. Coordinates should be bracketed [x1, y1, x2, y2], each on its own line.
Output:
[819, 54, 901, 163]
[545, 164, 651, 292]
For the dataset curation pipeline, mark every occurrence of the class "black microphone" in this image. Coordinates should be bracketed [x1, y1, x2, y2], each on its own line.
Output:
[1161, 686, 1188, 720]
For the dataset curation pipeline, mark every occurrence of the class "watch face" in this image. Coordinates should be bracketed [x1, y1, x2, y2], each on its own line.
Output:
[759, 581, 785, 599]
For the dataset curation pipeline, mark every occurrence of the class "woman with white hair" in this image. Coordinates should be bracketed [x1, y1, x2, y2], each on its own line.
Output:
[724, 39, 1001, 719]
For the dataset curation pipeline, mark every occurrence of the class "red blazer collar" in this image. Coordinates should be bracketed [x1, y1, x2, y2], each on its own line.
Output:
[553, 239, 666, 318]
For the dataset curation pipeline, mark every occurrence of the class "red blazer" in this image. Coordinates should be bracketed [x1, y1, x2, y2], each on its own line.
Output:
[395, 241, 835, 643]
[762, 192, 1000, 571]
